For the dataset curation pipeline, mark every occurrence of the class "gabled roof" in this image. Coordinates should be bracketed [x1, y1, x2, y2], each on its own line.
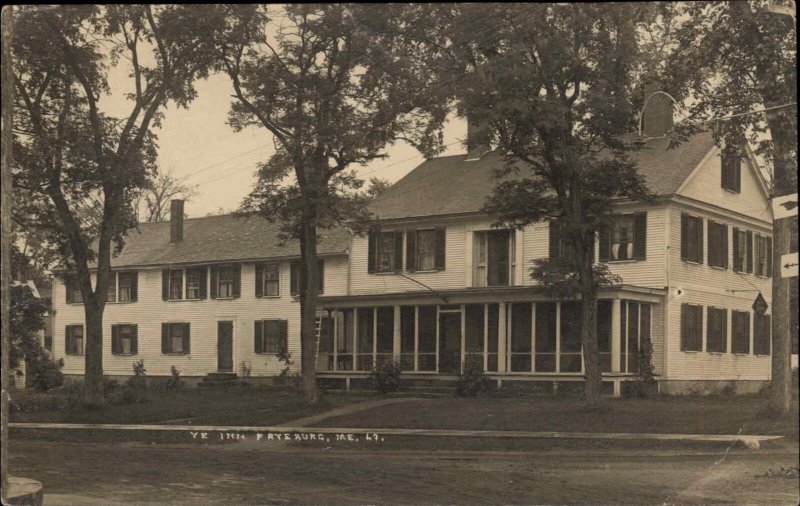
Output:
[370, 131, 716, 221]
[101, 214, 350, 269]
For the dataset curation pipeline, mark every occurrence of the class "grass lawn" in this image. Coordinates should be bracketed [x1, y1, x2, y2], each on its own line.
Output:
[318, 392, 799, 437]
[10, 386, 371, 426]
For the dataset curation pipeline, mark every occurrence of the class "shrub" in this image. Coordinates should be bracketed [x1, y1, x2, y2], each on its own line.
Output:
[165, 365, 184, 391]
[626, 339, 657, 398]
[27, 356, 64, 392]
[103, 377, 121, 393]
[371, 361, 402, 395]
[126, 359, 147, 389]
[275, 348, 294, 377]
[457, 354, 490, 397]
[110, 385, 149, 405]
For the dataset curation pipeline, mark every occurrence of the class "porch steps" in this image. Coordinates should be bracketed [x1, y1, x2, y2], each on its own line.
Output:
[198, 372, 239, 388]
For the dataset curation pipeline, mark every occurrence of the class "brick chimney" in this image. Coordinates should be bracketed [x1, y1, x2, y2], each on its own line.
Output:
[642, 83, 674, 137]
[170, 199, 184, 244]
[465, 114, 491, 160]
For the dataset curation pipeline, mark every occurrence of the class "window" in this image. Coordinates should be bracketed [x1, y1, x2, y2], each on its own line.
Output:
[168, 269, 183, 300]
[560, 301, 583, 373]
[473, 230, 512, 287]
[185, 268, 206, 299]
[680, 213, 704, 263]
[597, 300, 612, 372]
[754, 234, 772, 277]
[707, 220, 729, 268]
[619, 301, 651, 373]
[43, 334, 53, 352]
[706, 307, 728, 353]
[732, 310, 751, 354]
[255, 263, 280, 297]
[210, 264, 241, 299]
[254, 320, 288, 354]
[681, 303, 703, 351]
[106, 274, 117, 303]
[599, 213, 647, 262]
[112, 324, 138, 355]
[721, 150, 741, 193]
[65, 278, 83, 304]
[376, 307, 395, 366]
[510, 303, 532, 372]
[732, 228, 753, 273]
[368, 230, 403, 273]
[65, 325, 84, 355]
[535, 302, 557, 372]
[356, 308, 375, 371]
[161, 323, 190, 354]
[117, 272, 138, 302]
[754, 313, 771, 355]
[290, 259, 324, 295]
[406, 229, 444, 272]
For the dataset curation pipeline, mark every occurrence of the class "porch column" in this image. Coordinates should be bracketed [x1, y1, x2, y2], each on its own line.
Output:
[393, 305, 401, 362]
[498, 303, 507, 372]
[611, 299, 622, 373]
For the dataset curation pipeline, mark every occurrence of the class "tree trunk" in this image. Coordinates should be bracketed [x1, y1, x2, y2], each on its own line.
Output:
[580, 244, 601, 409]
[299, 216, 321, 404]
[83, 302, 105, 407]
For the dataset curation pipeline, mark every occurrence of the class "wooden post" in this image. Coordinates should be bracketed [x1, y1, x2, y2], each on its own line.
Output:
[393, 305, 401, 363]
[611, 299, 622, 373]
[497, 303, 507, 372]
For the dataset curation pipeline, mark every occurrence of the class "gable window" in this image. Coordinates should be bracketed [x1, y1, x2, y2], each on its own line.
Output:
[117, 272, 138, 302]
[599, 213, 647, 262]
[753, 234, 772, 277]
[707, 220, 729, 269]
[210, 264, 241, 299]
[290, 259, 325, 296]
[65, 278, 83, 304]
[254, 319, 288, 354]
[255, 263, 280, 297]
[185, 267, 206, 300]
[680, 213, 704, 264]
[753, 313, 771, 356]
[161, 323, 190, 355]
[112, 324, 138, 355]
[721, 150, 741, 193]
[406, 228, 446, 272]
[732, 228, 753, 273]
[473, 229, 513, 287]
[706, 307, 727, 353]
[732, 310, 751, 354]
[65, 325, 84, 355]
[680, 303, 703, 352]
[368, 230, 403, 273]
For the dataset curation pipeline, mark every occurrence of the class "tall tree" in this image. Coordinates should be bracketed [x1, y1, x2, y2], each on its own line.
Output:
[430, 3, 654, 408]
[665, 0, 797, 415]
[218, 4, 448, 402]
[136, 167, 198, 222]
[11, 5, 222, 405]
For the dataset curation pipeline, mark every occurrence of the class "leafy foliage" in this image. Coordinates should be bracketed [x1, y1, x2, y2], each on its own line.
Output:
[126, 359, 147, 390]
[457, 354, 490, 397]
[136, 168, 198, 223]
[371, 361, 403, 395]
[27, 357, 65, 393]
[9, 284, 49, 371]
[166, 366, 184, 391]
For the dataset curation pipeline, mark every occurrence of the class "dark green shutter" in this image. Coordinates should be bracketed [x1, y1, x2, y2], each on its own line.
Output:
[599, 225, 610, 262]
[733, 228, 741, 271]
[254, 321, 263, 353]
[393, 231, 404, 272]
[695, 217, 704, 263]
[766, 237, 772, 276]
[255, 264, 264, 298]
[549, 220, 561, 260]
[406, 230, 417, 271]
[435, 228, 446, 270]
[65, 326, 71, 354]
[278, 320, 289, 353]
[161, 323, 169, 354]
[131, 325, 138, 355]
[368, 231, 377, 274]
[232, 264, 241, 298]
[290, 262, 299, 295]
[318, 259, 325, 294]
[721, 224, 728, 268]
[210, 266, 218, 299]
[198, 267, 208, 299]
[112, 325, 120, 355]
[162, 270, 169, 300]
[746, 231, 753, 273]
[707, 220, 716, 265]
[182, 323, 190, 354]
[680, 214, 689, 261]
[130, 272, 138, 302]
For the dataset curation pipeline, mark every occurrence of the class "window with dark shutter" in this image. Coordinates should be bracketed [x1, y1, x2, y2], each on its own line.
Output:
[732, 311, 750, 354]
[406, 229, 417, 271]
[118, 272, 137, 302]
[209, 266, 218, 299]
[604, 213, 648, 261]
[753, 313, 771, 355]
[162, 323, 190, 354]
[633, 212, 647, 260]
[721, 150, 741, 193]
[66, 277, 83, 304]
[254, 321, 264, 353]
[162, 270, 169, 300]
[394, 231, 403, 272]
[435, 228, 446, 270]
[290, 260, 324, 295]
[112, 324, 138, 355]
[367, 230, 377, 274]
[255, 319, 288, 353]
[65, 325, 84, 355]
[706, 307, 727, 353]
[746, 231, 753, 273]
[680, 213, 703, 263]
[680, 304, 703, 352]
[708, 220, 728, 268]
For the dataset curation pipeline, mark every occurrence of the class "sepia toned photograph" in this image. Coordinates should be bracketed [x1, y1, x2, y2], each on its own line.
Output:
[1, 3, 798, 505]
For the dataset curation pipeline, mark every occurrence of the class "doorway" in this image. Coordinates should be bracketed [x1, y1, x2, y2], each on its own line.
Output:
[438, 312, 462, 373]
[217, 321, 233, 372]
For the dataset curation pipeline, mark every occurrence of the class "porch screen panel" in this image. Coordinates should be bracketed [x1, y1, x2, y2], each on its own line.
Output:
[487, 304, 499, 371]
[317, 315, 334, 371]
[560, 301, 583, 372]
[400, 306, 416, 370]
[336, 309, 354, 371]
[626, 302, 640, 374]
[356, 308, 374, 371]
[418, 305, 437, 371]
[640, 304, 652, 371]
[376, 307, 394, 367]
[465, 305, 485, 365]
[535, 302, 557, 372]
[597, 300, 612, 372]
[510, 303, 532, 371]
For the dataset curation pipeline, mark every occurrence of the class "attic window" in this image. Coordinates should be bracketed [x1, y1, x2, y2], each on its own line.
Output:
[721, 150, 741, 193]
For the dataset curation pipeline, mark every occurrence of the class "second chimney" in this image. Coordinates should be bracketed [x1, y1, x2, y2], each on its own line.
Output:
[642, 83, 674, 137]
[466, 114, 491, 160]
[170, 199, 184, 244]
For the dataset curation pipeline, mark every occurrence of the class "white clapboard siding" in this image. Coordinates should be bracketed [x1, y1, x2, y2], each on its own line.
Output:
[52, 256, 349, 378]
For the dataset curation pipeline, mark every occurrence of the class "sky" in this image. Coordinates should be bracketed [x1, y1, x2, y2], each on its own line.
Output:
[98, 48, 467, 218]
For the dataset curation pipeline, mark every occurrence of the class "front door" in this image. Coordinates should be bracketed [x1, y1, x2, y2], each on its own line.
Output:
[438, 312, 462, 373]
[217, 321, 233, 372]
